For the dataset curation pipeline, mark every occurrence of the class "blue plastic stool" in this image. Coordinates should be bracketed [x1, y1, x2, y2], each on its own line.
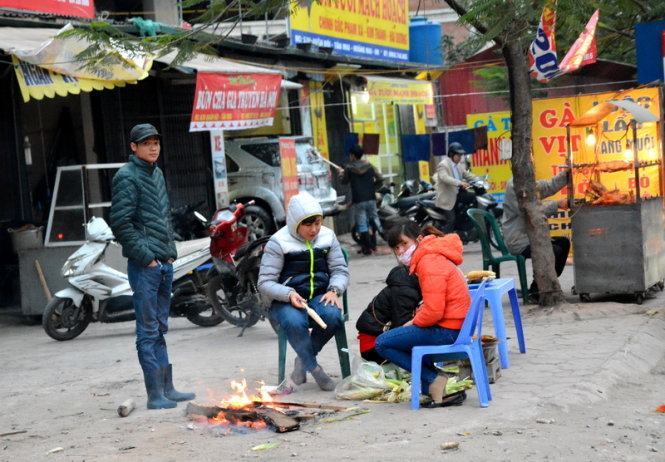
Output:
[411, 281, 492, 409]
[468, 278, 526, 369]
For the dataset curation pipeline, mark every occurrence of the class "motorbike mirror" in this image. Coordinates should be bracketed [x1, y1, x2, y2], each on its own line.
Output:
[194, 211, 207, 223]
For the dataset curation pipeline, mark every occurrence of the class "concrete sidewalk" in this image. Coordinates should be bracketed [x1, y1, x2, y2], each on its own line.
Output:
[0, 236, 664, 460]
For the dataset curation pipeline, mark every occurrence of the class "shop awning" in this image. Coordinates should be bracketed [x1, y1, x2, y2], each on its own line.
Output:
[155, 51, 300, 90]
[362, 76, 434, 105]
[571, 99, 659, 126]
[0, 25, 298, 103]
[0, 25, 150, 102]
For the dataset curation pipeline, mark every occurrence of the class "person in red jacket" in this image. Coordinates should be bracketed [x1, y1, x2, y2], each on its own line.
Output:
[375, 221, 471, 407]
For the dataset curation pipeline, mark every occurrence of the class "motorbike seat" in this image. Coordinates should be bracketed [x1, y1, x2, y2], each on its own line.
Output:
[175, 237, 211, 257]
[393, 191, 435, 211]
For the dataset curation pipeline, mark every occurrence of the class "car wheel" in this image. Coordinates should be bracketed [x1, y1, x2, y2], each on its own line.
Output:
[239, 205, 275, 241]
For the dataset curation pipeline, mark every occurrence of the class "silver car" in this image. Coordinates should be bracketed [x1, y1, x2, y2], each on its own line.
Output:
[225, 136, 338, 240]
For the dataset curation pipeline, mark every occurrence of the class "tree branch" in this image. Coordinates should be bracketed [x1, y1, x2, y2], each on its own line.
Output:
[443, 0, 498, 45]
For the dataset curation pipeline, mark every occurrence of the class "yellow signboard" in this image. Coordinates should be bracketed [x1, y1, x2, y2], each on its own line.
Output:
[466, 111, 513, 202]
[13, 56, 132, 103]
[366, 76, 433, 105]
[309, 81, 331, 159]
[532, 87, 662, 237]
[289, 0, 409, 62]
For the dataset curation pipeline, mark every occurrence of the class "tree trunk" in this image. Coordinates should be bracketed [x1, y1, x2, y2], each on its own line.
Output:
[502, 41, 565, 306]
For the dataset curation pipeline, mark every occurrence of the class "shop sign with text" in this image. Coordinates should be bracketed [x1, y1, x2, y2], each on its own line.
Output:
[290, 0, 409, 62]
[190, 73, 282, 132]
[0, 0, 94, 18]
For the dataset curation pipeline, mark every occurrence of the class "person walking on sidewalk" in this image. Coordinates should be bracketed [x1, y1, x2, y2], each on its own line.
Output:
[375, 221, 471, 407]
[434, 142, 478, 233]
[258, 192, 349, 391]
[110, 123, 195, 410]
[337, 145, 383, 255]
[502, 169, 571, 303]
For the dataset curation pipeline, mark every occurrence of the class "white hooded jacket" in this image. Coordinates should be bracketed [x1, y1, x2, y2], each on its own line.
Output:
[258, 192, 349, 303]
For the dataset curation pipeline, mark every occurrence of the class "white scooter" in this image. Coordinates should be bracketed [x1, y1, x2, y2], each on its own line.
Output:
[42, 217, 222, 341]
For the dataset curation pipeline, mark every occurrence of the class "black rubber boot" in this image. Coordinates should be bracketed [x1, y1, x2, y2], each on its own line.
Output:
[163, 364, 196, 402]
[143, 369, 177, 409]
[359, 232, 372, 255]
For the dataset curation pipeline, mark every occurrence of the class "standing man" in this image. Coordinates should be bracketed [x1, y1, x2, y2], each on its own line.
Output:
[110, 123, 195, 410]
[337, 145, 383, 255]
[502, 169, 571, 302]
[434, 142, 478, 233]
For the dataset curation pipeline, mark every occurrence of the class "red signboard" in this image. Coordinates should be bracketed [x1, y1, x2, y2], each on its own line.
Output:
[279, 138, 299, 208]
[0, 0, 95, 18]
[190, 72, 282, 132]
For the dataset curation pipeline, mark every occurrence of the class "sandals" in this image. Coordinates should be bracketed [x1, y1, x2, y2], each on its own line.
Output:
[423, 391, 467, 408]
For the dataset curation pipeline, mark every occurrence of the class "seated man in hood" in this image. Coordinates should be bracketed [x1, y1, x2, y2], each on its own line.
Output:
[258, 192, 349, 391]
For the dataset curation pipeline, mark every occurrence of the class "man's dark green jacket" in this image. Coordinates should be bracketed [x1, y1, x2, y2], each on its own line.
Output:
[110, 155, 177, 266]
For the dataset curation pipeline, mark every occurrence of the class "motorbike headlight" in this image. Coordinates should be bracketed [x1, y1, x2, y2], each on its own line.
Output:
[62, 261, 77, 277]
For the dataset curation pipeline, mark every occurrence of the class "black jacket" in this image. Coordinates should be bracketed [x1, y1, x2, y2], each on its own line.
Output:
[356, 265, 421, 337]
[110, 156, 177, 266]
[341, 159, 383, 204]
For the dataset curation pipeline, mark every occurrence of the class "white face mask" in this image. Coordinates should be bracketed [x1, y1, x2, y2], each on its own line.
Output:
[396, 243, 417, 267]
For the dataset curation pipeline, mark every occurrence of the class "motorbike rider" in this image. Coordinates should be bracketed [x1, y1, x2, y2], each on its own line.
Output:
[434, 142, 479, 233]
[110, 123, 195, 410]
[337, 145, 383, 255]
[258, 192, 349, 391]
[502, 169, 571, 303]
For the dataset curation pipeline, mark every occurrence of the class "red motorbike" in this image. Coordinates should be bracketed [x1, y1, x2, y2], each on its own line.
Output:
[205, 201, 278, 335]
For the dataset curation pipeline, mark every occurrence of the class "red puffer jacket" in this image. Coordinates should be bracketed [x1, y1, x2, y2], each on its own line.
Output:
[409, 234, 471, 330]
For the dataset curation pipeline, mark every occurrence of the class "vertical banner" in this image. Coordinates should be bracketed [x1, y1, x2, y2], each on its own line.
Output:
[210, 130, 230, 209]
[279, 138, 299, 208]
[309, 81, 330, 159]
[190, 73, 282, 132]
[418, 160, 430, 182]
[466, 111, 513, 203]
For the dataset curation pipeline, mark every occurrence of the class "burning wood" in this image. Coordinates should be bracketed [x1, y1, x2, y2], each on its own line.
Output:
[186, 378, 348, 433]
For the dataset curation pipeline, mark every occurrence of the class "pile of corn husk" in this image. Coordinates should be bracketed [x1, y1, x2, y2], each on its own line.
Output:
[335, 360, 473, 403]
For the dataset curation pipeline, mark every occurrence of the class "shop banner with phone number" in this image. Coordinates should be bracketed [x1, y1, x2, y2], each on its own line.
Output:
[190, 72, 282, 132]
[280, 138, 299, 208]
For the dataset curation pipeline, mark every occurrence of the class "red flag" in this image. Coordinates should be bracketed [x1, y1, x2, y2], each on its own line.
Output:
[559, 9, 599, 74]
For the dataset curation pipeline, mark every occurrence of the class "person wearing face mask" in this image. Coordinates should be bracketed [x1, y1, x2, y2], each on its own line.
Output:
[375, 220, 471, 407]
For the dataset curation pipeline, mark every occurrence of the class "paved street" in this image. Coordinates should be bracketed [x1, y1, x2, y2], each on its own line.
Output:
[1, 238, 664, 461]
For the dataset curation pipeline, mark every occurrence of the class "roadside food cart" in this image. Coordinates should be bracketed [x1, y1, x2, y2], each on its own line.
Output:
[566, 97, 665, 304]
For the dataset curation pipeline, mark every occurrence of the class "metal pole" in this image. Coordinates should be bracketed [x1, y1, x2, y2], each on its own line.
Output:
[566, 125, 574, 209]
[632, 119, 641, 203]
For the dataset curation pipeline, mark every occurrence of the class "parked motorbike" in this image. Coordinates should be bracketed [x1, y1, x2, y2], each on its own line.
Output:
[171, 200, 208, 241]
[417, 175, 502, 244]
[42, 217, 222, 341]
[205, 201, 277, 336]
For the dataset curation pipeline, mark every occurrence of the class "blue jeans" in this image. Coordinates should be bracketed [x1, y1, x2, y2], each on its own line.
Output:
[375, 325, 459, 391]
[354, 200, 381, 234]
[270, 294, 344, 371]
[127, 259, 173, 373]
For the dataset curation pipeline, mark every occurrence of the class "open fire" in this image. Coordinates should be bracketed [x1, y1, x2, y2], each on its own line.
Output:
[186, 379, 347, 434]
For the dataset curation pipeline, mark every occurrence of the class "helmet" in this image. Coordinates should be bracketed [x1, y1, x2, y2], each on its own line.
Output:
[448, 142, 466, 157]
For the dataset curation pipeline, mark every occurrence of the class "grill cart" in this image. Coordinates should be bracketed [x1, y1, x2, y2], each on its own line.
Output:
[565, 98, 665, 304]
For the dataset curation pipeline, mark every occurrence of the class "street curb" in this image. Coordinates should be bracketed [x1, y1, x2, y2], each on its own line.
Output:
[557, 314, 665, 408]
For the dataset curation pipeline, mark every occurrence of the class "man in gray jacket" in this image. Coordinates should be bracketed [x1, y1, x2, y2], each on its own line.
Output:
[502, 169, 570, 301]
[434, 142, 478, 233]
[258, 192, 349, 391]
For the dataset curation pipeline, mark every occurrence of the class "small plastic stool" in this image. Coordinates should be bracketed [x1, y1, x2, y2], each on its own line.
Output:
[468, 278, 526, 369]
